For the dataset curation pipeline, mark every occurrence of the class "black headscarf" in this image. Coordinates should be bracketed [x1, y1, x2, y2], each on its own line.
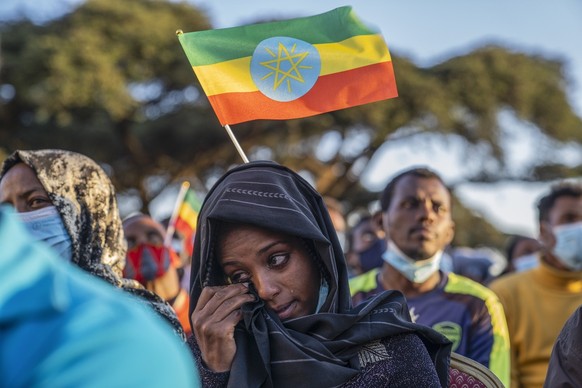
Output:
[190, 161, 451, 387]
[1, 149, 184, 338]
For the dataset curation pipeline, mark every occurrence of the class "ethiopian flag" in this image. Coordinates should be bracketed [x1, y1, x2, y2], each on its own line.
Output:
[177, 6, 397, 125]
[173, 187, 201, 256]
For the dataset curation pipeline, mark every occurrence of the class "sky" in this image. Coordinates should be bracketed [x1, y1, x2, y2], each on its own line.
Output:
[189, 0, 582, 237]
[1, 0, 581, 237]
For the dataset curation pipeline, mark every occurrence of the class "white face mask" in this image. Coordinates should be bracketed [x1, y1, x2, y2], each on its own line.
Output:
[513, 253, 539, 272]
[18, 206, 73, 261]
[382, 240, 443, 283]
[552, 222, 582, 271]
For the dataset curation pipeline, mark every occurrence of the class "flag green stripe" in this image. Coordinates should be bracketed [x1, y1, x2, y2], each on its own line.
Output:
[178, 6, 377, 67]
[184, 190, 201, 210]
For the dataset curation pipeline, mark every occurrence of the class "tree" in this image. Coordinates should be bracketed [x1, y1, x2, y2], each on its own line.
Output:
[0, 0, 214, 203]
[1, 0, 581, 249]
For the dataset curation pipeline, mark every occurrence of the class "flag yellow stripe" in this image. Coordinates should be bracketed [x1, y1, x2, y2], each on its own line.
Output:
[178, 204, 198, 229]
[193, 34, 391, 97]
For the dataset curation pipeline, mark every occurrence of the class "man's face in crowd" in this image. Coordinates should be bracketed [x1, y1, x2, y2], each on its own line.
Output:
[382, 176, 455, 261]
[539, 194, 582, 269]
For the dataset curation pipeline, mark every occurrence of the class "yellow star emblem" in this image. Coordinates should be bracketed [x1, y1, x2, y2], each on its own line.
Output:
[259, 42, 313, 92]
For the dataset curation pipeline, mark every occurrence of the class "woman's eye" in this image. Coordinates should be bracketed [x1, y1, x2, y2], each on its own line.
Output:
[268, 253, 289, 268]
[29, 197, 50, 208]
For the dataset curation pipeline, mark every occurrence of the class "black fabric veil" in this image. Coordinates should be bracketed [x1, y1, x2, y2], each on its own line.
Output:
[189, 161, 451, 387]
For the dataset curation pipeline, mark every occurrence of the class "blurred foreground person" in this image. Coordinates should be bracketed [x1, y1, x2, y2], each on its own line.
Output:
[0, 149, 183, 337]
[544, 304, 582, 387]
[188, 161, 451, 387]
[0, 206, 199, 387]
[349, 167, 510, 386]
[490, 182, 582, 388]
[123, 213, 192, 335]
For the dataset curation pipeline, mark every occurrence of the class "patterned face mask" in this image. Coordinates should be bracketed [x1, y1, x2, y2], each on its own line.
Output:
[18, 206, 72, 261]
[124, 244, 180, 285]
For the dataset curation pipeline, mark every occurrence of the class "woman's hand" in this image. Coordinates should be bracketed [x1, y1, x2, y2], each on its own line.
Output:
[192, 283, 255, 372]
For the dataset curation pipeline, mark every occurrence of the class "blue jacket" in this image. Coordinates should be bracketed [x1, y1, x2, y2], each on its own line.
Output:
[0, 206, 199, 387]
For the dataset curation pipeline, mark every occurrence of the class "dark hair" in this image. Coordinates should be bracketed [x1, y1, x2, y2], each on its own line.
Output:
[353, 215, 373, 230]
[380, 167, 450, 212]
[505, 234, 536, 261]
[536, 182, 582, 222]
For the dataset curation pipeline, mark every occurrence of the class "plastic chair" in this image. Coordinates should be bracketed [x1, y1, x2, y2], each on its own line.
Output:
[449, 352, 505, 388]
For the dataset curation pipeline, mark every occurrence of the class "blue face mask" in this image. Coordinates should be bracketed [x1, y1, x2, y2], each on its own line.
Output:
[513, 253, 539, 272]
[316, 278, 329, 313]
[552, 222, 582, 271]
[19, 206, 73, 261]
[382, 240, 443, 283]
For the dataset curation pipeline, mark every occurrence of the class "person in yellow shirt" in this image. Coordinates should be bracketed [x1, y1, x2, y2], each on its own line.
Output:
[490, 182, 582, 387]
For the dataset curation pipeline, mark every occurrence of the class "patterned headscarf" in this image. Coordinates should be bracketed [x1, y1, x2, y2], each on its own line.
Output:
[190, 161, 451, 387]
[1, 149, 184, 338]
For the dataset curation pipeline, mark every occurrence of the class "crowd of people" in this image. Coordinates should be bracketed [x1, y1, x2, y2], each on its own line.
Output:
[1, 148, 581, 387]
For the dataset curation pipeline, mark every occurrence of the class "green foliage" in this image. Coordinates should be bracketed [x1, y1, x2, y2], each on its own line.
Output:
[0, 0, 214, 198]
[1, 0, 581, 248]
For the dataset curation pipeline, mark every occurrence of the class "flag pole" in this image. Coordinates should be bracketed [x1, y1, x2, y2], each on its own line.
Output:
[224, 124, 249, 163]
[164, 181, 190, 247]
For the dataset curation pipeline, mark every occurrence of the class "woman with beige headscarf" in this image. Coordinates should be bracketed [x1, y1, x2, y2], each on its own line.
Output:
[0, 149, 183, 338]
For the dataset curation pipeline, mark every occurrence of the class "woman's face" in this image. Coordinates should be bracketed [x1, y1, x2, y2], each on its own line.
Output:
[218, 223, 321, 321]
[0, 163, 52, 212]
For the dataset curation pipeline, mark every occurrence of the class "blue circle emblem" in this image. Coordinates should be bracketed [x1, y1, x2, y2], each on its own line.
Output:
[250, 37, 321, 102]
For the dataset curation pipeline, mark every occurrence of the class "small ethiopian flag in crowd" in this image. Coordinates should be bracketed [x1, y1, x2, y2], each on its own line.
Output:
[165, 182, 202, 256]
[177, 6, 398, 125]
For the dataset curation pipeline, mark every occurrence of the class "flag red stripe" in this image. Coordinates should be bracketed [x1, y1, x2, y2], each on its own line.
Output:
[208, 61, 397, 125]
[175, 217, 194, 237]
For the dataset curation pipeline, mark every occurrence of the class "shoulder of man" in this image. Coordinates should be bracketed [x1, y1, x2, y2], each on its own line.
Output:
[349, 268, 382, 296]
[445, 272, 498, 299]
